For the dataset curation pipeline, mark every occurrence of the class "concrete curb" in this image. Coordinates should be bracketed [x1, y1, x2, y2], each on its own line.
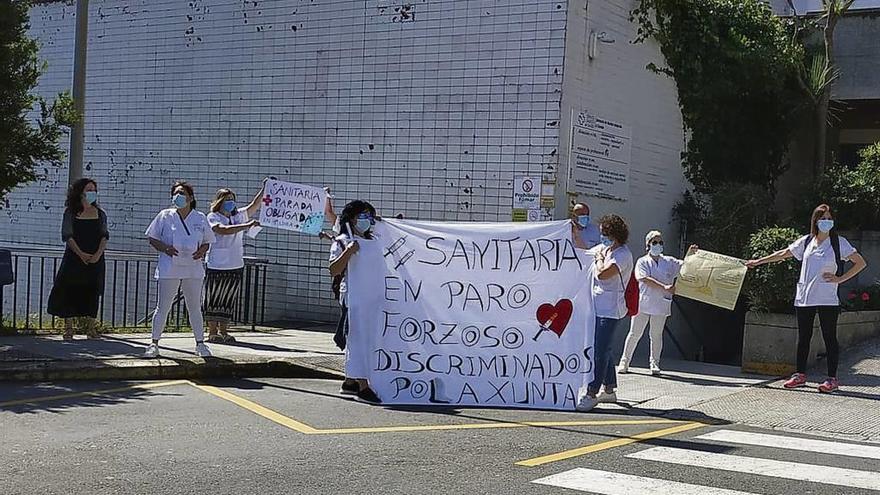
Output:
[0, 357, 345, 382]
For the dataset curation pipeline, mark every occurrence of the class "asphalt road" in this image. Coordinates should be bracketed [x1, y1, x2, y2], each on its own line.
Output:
[2, 378, 878, 495]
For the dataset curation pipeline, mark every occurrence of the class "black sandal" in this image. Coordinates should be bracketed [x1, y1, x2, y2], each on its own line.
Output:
[221, 333, 236, 344]
[207, 334, 224, 344]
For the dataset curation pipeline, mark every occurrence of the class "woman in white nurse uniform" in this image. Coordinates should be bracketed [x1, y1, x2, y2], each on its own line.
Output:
[144, 181, 216, 358]
[746, 204, 867, 393]
[617, 231, 694, 375]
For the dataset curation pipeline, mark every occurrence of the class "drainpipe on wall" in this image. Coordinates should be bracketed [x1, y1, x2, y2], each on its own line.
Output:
[68, 0, 89, 185]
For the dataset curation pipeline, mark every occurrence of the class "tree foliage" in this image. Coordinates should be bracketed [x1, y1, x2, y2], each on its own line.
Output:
[676, 182, 776, 259]
[803, 143, 880, 231]
[0, 0, 77, 205]
[632, 0, 810, 193]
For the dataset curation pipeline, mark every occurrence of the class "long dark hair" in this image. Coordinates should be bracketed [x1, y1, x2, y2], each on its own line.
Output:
[339, 200, 376, 239]
[171, 181, 197, 209]
[65, 178, 97, 216]
[810, 203, 834, 237]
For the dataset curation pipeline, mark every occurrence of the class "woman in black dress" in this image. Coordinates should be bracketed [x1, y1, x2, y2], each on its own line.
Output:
[47, 178, 110, 339]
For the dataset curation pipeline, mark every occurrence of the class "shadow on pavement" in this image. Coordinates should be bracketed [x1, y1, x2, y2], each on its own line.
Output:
[220, 341, 309, 354]
[0, 380, 187, 415]
[650, 372, 774, 388]
[204, 377, 732, 438]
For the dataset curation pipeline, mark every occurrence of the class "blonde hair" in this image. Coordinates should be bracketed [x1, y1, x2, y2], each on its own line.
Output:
[210, 188, 236, 213]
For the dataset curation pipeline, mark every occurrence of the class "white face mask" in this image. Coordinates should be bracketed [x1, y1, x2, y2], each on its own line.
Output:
[649, 244, 663, 256]
[817, 219, 834, 233]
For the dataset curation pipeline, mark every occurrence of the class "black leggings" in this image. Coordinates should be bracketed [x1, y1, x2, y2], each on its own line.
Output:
[795, 305, 840, 377]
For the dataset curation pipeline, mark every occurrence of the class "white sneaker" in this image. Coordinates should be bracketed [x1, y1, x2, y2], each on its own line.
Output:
[597, 391, 618, 403]
[649, 361, 661, 375]
[144, 343, 160, 358]
[576, 395, 599, 412]
[616, 363, 629, 374]
[196, 342, 212, 358]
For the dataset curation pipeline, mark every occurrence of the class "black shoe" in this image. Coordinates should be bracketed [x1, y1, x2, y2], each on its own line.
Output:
[356, 387, 382, 404]
[340, 380, 359, 395]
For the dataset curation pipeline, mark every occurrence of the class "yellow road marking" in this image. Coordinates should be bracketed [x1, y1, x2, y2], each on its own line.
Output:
[188, 382, 319, 434]
[0, 380, 189, 408]
[315, 419, 681, 435]
[1, 380, 698, 444]
[187, 383, 684, 435]
[516, 421, 707, 467]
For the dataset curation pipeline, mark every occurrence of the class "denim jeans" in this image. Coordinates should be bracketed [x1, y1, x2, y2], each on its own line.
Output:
[589, 316, 624, 394]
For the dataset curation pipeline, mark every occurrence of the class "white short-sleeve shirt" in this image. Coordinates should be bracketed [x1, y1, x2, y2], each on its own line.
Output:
[635, 254, 684, 316]
[145, 208, 215, 279]
[329, 233, 353, 305]
[591, 244, 635, 319]
[788, 234, 857, 307]
[206, 208, 248, 270]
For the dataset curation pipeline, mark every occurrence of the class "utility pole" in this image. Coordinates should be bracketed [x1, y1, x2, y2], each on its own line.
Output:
[68, 0, 89, 185]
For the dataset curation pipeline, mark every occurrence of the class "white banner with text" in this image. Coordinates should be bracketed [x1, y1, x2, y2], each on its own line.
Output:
[346, 220, 595, 410]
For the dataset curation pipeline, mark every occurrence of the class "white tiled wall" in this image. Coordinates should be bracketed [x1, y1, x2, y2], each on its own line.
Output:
[557, 0, 687, 254]
[8, 0, 569, 323]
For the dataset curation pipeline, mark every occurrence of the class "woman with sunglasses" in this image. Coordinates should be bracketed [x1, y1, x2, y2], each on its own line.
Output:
[617, 231, 696, 376]
[203, 181, 267, 343]
[328, 199, 382, 404]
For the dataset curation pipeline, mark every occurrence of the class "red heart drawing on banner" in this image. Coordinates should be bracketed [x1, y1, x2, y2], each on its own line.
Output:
[535, 299, 573, 337]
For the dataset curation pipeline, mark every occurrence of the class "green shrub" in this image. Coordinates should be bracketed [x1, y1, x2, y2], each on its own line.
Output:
[745, 226, 801, 313]
[805, 142, 880, 231]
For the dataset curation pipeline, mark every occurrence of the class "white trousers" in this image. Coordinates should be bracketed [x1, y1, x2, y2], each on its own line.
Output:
[620, 312, 668, 366]
[152, 278, 205, 342]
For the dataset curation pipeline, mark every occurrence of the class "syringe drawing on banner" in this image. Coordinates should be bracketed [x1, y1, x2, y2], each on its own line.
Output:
[384, 236, 415, 270]
[532, 299, 573, 341]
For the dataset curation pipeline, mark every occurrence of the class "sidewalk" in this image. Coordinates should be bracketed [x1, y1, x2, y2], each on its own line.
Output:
[0, 328, 345, 381]
[615, 345, 880, 443]
[1, 327, 878, 443]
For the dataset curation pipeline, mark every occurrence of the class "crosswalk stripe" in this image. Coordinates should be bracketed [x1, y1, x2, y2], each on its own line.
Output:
[696, 430, 880, 460]
[532, 468, 761, 495]
[628, 447, 880, 491]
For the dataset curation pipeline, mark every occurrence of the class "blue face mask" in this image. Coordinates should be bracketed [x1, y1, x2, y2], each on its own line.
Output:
[84, 191, 98, 205]
[355, 217, 373, 234]
[600, 235, 613, 247]
[577, 215, 590, 228]
[222, 200, 236, 214]
[356, 218, 373, 234]
[172, 193, 188, 209]
[354, 212, 375, 234]
[817, 219, 834, 233]
[649, 244, 664, 256]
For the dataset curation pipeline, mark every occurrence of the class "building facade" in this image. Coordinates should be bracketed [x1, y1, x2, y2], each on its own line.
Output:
[4, 0, 686, 324]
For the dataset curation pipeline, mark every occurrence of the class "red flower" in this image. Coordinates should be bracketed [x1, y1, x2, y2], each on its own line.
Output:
[862, 292, 870, 302]
[848, 292, 857, 300]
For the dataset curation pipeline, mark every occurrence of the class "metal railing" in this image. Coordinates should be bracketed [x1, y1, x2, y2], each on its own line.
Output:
[0, 247, 267, 332]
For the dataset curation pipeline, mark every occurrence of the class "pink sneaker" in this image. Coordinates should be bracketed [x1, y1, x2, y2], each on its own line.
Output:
[818, 377, 839, 393]
[783, 372, 807, 389]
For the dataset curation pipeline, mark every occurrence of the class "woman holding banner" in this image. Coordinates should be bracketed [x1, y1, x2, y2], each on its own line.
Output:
[329, 199, 383, 404]
[577, 214, 634, 412]
[203, 182, 266, 343]
[617, 231, 695, 376]
[746, 204, 867, 393]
